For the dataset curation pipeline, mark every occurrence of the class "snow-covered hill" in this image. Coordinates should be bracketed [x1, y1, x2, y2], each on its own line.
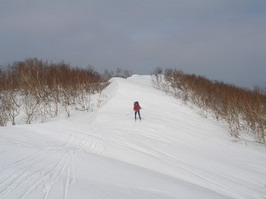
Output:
[0, 75, 265, 199]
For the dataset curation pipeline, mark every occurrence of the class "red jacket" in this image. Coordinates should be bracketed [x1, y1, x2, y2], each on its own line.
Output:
[133, 104, 141, 111]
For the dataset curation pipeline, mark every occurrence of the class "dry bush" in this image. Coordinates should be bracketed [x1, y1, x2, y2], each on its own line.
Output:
[0, 58, 108, 125]
[152, 68, 168, 92]
[114, 67, 132, 78]
[153, 69, 266, 143]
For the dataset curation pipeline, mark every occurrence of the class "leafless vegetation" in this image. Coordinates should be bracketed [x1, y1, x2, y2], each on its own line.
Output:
[0, 58, 108, 125]
[152, 68, 266, 143]
[103, 68, 132, 80]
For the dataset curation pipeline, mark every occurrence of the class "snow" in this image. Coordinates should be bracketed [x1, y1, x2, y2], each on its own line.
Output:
[0, 75, 266, 199]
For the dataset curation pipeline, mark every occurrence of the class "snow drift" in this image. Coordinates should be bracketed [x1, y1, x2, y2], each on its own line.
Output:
[0, 75, 265, 199]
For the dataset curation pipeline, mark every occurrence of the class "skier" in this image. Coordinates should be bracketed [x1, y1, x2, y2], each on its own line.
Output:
[133, 101, 142, 120]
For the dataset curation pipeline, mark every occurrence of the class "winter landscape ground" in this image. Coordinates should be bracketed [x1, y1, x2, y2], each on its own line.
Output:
[0, 75, 265, 199]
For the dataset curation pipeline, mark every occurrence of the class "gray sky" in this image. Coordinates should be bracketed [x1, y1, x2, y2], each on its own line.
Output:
[1, 0, 265, 88]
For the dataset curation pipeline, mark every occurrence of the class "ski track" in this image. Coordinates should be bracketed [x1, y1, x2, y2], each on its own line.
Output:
[100, 135, 239, 198]
[0, 75, 266, 199]
[0, 126, 107, 199]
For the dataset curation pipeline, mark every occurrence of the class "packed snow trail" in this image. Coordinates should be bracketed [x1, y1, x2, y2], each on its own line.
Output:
[0, 75, 265, 199]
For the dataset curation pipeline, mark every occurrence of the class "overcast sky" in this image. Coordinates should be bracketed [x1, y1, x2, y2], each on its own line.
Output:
[0, 0, 265, 88]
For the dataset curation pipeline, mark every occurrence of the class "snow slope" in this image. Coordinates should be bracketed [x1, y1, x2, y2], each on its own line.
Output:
[0, 75, 265, 199]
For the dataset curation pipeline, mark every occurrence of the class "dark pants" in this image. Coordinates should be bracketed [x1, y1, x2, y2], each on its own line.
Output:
[135, 110, 141, 120]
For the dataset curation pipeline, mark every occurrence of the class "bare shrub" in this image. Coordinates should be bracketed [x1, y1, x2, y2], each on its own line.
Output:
[0, 58, 108, 125]
[152, 68, 166, 91]
[0, 96, 8, 126]
[22, 93, 39, 124]
[153, 69, 266, 143]
[114, 67, 132, 78]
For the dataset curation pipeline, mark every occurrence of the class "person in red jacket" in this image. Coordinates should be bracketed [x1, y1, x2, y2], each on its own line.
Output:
[133, 101, 142, 120]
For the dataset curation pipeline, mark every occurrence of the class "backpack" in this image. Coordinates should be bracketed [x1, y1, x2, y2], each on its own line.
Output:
[134, 101, 139, 106]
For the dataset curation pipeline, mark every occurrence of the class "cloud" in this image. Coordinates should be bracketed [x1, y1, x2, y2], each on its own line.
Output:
[0, 0, 265, 87]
